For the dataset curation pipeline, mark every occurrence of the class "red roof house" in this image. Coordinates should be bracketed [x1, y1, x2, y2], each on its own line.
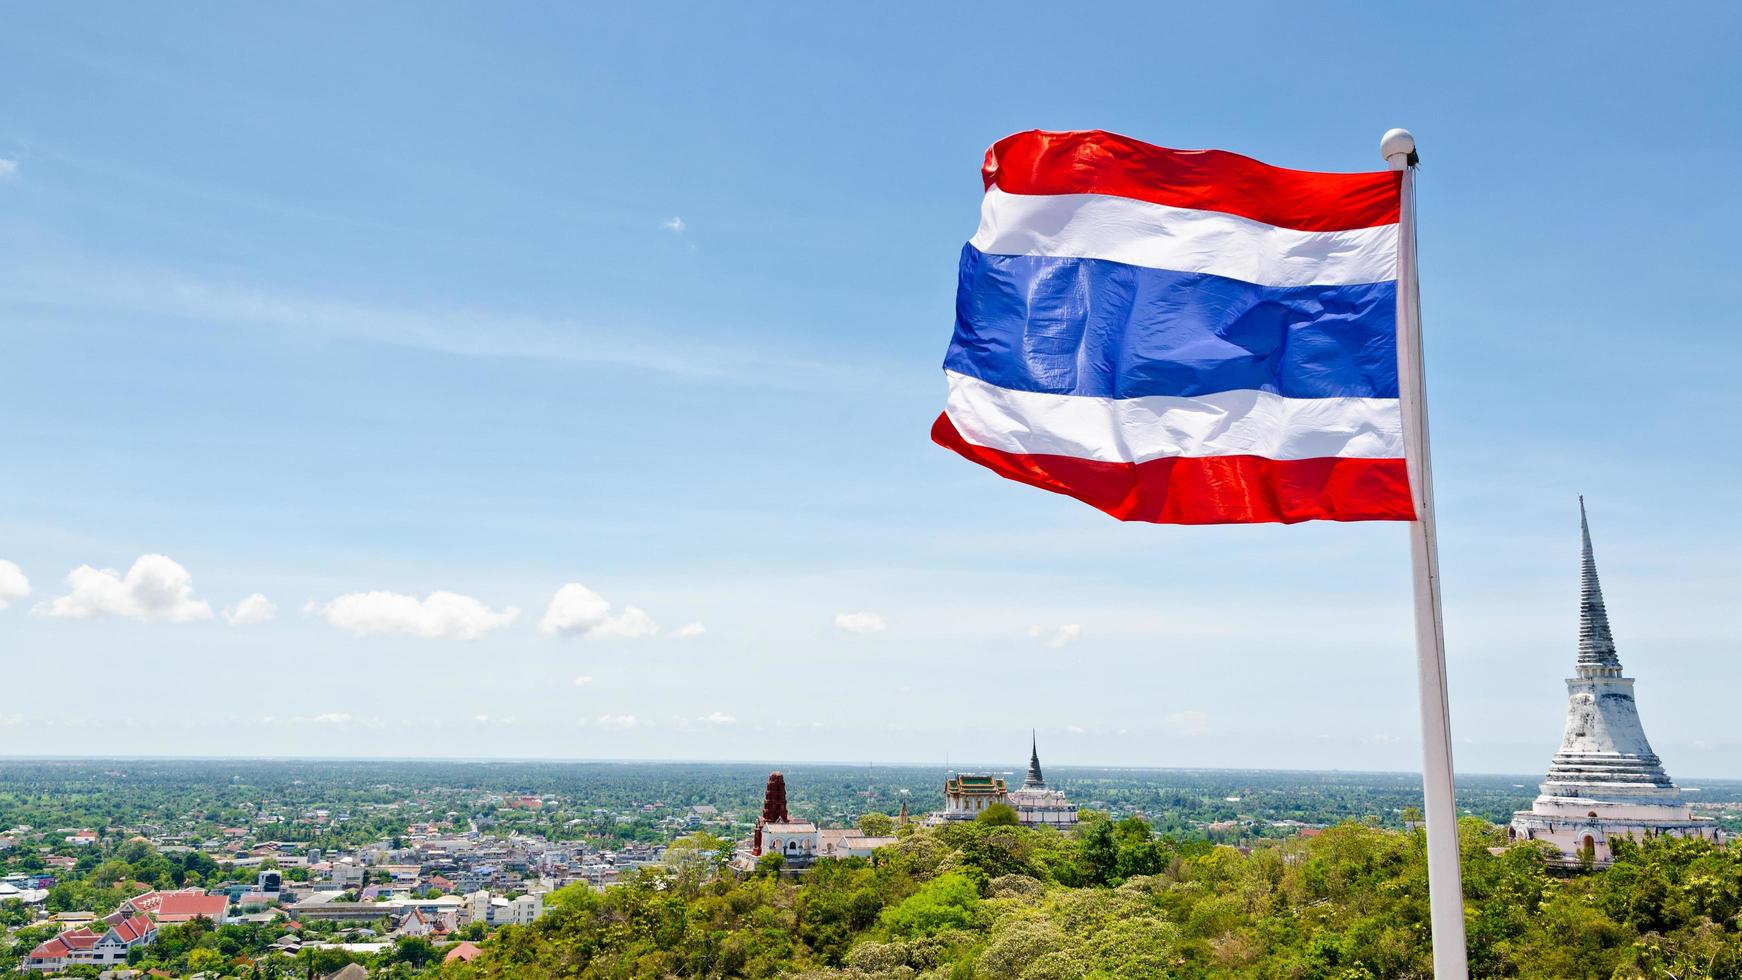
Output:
[122, 888, 228, 924]
[154, 891, 229, 923]
[23, 914, 156, 971]
[444, 941, 484, 963]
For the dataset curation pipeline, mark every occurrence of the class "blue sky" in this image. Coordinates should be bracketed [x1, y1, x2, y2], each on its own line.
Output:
[3, 3, 1739, 777]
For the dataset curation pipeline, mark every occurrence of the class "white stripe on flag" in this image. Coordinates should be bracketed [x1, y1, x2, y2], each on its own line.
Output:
[944, 370, 1404, 463]
[971, 188, 1398, 289]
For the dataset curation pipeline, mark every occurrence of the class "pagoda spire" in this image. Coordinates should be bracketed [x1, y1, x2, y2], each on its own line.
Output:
[1023, 731, 1045, 789]
[1577, 497, 1623, 672]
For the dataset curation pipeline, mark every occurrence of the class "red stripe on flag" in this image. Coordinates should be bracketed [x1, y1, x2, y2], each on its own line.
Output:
[983, 130, 1401, 233]
[932, 413, 1415, 525]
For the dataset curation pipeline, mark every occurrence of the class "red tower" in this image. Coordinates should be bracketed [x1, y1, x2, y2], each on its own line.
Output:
[752, 771, 789, 856]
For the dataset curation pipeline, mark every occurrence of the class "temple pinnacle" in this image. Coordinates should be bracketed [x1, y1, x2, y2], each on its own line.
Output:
[1024, 731, 1046, 789]
[1578, 497, 1622, 671]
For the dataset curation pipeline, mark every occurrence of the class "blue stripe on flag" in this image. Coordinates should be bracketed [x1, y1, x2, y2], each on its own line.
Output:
[947, 245, 1398, 400]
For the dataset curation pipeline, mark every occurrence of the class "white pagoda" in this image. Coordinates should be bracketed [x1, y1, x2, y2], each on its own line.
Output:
[1509, 500, 1719, 867]
[1005, 735, 1079, 831]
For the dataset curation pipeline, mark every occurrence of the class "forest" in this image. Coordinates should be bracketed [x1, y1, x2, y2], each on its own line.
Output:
[440, 814, 1742, 980]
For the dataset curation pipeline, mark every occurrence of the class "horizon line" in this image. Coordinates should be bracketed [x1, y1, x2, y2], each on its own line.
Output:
[3, 753, 1735, 785]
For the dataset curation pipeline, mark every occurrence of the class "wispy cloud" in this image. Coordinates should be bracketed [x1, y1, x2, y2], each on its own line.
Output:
[3, 260, 882, 392]
[670, 622, 706, 639]
[263, 712, 382, 728]
[0, 159, 18, 180]
[658, 216, 696, 252]
[1027, 623, 1081, 649]
[834, 611, 887, 634]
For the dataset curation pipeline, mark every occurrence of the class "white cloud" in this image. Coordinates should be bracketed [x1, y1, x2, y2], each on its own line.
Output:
[1066, 725, 1086, 734]
[224, 593, 277, 626]
[658, 216, 696, 252]
[596, 714, 638, 729]
[670, 622, 706, 639]
[34, 554, 214, 622]
[699, 711, 736, 725]
[573, 675, 594, 687]
[320, 590, 518, 640]
[541, 584, 610, 634]
[0, 560, 29, 608]
[264, 712, 362, 726]
[1165, 710, 1211, 737]
[834, 611, 887, 634]
[1027, 623, 1082, 649]
[0, 159, 17, 179]
[539, 584, 661, 639]
[595, 605, 658, 638]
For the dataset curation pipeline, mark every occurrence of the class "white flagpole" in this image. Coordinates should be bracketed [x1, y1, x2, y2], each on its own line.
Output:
[1384, 127, 1468, 979]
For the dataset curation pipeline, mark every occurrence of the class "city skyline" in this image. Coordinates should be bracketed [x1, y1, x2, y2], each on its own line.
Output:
[3, 4, 1741, 776]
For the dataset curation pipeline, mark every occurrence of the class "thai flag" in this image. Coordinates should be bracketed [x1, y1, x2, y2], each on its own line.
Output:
[933, 130, 1414, 524]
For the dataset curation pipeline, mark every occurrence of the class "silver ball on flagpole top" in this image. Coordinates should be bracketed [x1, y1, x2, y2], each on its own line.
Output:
[1381, 128, 1417, 170]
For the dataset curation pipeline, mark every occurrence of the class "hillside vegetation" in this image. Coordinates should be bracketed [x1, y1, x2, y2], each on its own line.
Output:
[442, 814, 1742, 980]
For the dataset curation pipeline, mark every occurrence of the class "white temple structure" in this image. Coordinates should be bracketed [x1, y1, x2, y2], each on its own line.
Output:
[1509, 500, 1719, 867]
[924, 772, 1007, 825]
[1005, 735, 1079, 831]
[925, 736, 1077, 830]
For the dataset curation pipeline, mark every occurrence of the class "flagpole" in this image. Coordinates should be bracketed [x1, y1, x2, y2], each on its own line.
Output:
[1384, 128, 1468, 979]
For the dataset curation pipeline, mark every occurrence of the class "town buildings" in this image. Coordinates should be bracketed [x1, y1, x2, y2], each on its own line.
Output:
[1509, 501, 1721, 867]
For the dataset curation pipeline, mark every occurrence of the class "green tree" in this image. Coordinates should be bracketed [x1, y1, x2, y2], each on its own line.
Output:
[879, 871, 984, 938]
[976, 803, 1018, 827]
[1078, 818, 1119, 885]
[756, 851, 785, 878]
[390, 936, 439, 967]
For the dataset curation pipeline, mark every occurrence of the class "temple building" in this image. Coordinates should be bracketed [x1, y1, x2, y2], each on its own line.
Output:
[1509, 500, 1720, 867]
[1005, 734, 1079, 831]
[926, 773, 1008, 825]
[751, 772, 819, 865]
[748, 771, 895, 868]
[926, 736, 1077, 830]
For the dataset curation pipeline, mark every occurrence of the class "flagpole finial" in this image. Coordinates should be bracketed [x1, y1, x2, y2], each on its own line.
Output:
[1381, 128, 1418, 170]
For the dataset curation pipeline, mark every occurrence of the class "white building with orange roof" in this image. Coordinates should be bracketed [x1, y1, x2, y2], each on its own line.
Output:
[19, 914, 154, 973]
